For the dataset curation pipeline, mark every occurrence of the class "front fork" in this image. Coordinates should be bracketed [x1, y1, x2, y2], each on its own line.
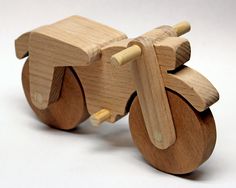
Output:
[110, 22, 219, 150]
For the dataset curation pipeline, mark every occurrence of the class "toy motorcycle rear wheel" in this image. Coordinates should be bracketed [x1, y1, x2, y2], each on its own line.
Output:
[129, 89, 216, 174]
[22, 59, 89, 130]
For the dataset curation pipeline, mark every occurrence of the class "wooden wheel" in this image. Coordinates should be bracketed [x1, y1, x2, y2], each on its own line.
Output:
[129, 89, 216, 174]
[22, 60, 89, 130]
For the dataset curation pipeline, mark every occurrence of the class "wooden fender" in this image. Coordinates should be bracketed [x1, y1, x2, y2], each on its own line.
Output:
[162, 66, 219, 112]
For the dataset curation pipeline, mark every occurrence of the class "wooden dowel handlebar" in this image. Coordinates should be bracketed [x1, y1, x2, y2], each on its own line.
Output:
[173, 21, 191, 37]
[111, 21, 191, 66]
[111, 45, 141, 66]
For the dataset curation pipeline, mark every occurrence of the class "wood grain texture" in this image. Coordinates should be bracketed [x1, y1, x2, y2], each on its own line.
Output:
[122, 26, 178, 149]
[129, 90, 216, 174]
[155, 37, 191, 70]
[22, 59, 89, 130]
[17, 17, 219, 174]
[71, 39, 135, 123]
[74, 58, 135, 122]
[28, 16, 127, 109]
[48, 67, 65, 104]
[101, 39, 131, 63]
[111, 45, 141, 66]
[142, 26, 177, 42]
[129, 36, 176, 149]
[109, 23, 190, 67]
[31, 16, 127, 65]
[101, 34, 219, 117]
[162, 66, 219, 111]
[173, 21, 191, 36]
[90, 109, 112, 126]
[15, 32, 30, 59]
[16, 17, 219, 128]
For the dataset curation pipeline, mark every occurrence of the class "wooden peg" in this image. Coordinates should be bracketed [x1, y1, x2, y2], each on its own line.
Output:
[173, 21, 191, 37]
[111, 22, 191, 66]
[110, 45, 141, 66]
[90, 109, 112, 126]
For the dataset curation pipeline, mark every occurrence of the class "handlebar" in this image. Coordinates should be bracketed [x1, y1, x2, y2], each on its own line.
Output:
[111, 21, 190, 66]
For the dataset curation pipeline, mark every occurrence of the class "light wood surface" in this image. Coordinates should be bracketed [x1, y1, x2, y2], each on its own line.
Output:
[74, 58, 135, 123]
[155, 37, 191, 70]
[16, 17, 218, 119]
[17, 16, 219, 174]
[110, 22, 189, 66]
[28, 16, 126, 109]
[129, 36, 176, 149]
[73, 38, 135, 123]
[22, 59, 89, 130]
[90, 109, 112, 126]
[16, 19, 219, 123]
[173, 21, 191, 37]
[75, 26, 218, 122]
[162, 66, 219, 111]
[142, 25, 177, 41]
[15, 32, 30, 59]
[101, 39, 131, 63]
[129, 90, 216, 174]
[111, 45, 141, 66]
[73, 57, 219, 122]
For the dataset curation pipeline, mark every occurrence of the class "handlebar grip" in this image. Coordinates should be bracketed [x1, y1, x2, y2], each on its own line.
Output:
[173, 21, 191, 36]
[111, 45, 141, 66]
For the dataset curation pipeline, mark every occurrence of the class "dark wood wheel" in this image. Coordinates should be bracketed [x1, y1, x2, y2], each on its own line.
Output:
[129, 89, 216, 174]
[22, 59, 89, 130]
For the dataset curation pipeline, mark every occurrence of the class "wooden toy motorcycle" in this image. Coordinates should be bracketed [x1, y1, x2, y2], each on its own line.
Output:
[15, 16, 219, 174]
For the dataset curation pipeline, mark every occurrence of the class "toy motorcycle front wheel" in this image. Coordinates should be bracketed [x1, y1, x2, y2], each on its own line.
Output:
[22, 60, 89, 130]
[129, 89, 216, 174]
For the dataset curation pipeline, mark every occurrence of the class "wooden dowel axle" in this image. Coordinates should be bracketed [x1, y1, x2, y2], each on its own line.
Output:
[90, 109, 111, 126]
[111, 21, 191, 66]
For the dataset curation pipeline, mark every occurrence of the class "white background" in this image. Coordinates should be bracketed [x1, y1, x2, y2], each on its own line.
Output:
[0, 0, 236, 187]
